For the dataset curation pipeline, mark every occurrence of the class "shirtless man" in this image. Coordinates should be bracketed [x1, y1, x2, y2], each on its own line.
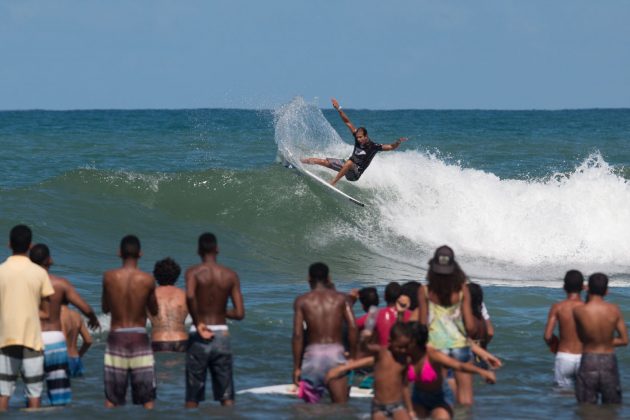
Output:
[148, 257, 188, 352]
[185, 233, 244, 408]
[543, 270, 585, 389]
[60, 305, 92, 377]
[301, 98, 407, 186]
[292, 262, 357, 404]
[102, 235, 158, 409]
[29, 244, 100, 406]
[573, 273, 628, 404]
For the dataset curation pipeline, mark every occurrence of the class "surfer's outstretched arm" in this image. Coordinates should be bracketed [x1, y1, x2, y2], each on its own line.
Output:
[331, 98, 357, 135]
[381, 137, 408, 151]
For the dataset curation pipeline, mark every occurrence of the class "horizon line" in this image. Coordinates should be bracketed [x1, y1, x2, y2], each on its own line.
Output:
[1, 106, 630, 113]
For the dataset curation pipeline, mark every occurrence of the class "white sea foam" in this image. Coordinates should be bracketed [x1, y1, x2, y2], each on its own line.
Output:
[275, 97, 630, 285]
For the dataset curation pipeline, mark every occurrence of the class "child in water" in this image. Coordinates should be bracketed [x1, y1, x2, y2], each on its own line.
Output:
[408, 324, 500, 419]
[327, 322, 416, 419]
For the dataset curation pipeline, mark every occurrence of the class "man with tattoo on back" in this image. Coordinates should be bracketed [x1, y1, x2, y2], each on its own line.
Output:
[185, 233, 244, 408]
[148, 257, 189, 353]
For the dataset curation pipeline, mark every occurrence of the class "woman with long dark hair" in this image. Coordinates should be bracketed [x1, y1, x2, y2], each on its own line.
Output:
[418, 246, 477, 405]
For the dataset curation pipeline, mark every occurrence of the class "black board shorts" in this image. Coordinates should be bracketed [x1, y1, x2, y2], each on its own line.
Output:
[185, 330, 234, 403]
[576, 353, 622, 404]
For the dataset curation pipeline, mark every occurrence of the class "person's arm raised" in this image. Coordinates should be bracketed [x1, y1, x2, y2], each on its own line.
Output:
[381, 137, 407, 151]
[331, 98, 357, 135]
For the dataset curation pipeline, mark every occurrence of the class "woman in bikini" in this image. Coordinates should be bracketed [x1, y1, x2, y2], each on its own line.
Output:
[408, 324, 500, 419]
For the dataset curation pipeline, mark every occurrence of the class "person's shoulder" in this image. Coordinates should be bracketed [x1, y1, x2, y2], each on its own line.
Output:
[334, 289, 349, 301]
[157, 285, 185, 297]
[572, 303, 587, 317]
[103, 267, 121, 279]
[215, 262, 238, 278]
[294, 292, 309, 306]
[603, 300, 622, 314]
[135, 269, 154, 283]
[185, 262, 206, 276]
[50, 274, 71, 287]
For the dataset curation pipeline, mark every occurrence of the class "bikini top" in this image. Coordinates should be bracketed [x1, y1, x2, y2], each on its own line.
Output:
[407, 357, 438, 384]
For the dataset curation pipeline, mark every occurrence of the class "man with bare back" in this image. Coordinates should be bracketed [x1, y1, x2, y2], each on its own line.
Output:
[543, 270, 585, 389]
[102, 235, 158, 409]
[573, 273, 628, 404]
[185, 233, 244, 408]
[292, 262, 358, 404]
[29, 243, 100, 406]
[148, 257, 188, 352]
[60, 305, 93, 377]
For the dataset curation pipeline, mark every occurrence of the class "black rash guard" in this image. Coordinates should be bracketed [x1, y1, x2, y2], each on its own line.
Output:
[348, 137, 383, 177]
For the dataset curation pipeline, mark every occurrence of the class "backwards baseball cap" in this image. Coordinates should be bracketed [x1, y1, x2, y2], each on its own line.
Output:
[429, 245, 456, 275]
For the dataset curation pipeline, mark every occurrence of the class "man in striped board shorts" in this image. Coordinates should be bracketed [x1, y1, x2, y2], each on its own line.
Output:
[0, 225, 54, 411]
[102, 235, 158, 409]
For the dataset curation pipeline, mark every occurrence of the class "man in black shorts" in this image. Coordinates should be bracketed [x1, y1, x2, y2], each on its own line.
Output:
[185, 233, 244, 408]
[301, 98, 407, 186]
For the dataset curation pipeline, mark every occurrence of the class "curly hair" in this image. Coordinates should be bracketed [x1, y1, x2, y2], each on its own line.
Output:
[153, 257, 181, 286]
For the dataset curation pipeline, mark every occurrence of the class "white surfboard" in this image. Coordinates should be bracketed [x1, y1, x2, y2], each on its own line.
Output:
[282, 150, 366, 207]
[237, 383, 373, 399]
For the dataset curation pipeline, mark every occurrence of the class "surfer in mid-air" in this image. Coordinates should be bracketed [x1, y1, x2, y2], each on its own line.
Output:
[301, 98, 407, 186]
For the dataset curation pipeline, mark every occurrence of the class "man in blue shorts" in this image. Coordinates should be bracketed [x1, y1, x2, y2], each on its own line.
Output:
[301, 98, 407, 186]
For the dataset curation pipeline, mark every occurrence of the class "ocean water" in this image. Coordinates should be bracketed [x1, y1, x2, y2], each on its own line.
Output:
[0, 97, 629, 419]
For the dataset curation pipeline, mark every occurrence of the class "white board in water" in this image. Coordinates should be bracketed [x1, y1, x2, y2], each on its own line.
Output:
[282, 150, 365, 207]
[237, 383, 373, 399]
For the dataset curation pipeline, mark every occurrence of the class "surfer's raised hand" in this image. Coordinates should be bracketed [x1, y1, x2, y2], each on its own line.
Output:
[331, 98, 340, 110]
[382, 137, 408, 151]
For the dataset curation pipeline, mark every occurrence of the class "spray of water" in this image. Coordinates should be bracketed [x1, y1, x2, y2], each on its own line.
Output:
[273, 97, 630, 284]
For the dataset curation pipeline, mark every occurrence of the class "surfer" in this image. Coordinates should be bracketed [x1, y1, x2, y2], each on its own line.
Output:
[301, 98, 407, 186]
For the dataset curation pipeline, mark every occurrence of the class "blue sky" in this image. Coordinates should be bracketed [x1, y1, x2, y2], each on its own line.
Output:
[1, 0, 629, 110]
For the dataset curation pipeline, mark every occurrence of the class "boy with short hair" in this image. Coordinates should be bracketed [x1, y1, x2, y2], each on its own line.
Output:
[543, 270, 585, 388]
[573, 273, 628, 404]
